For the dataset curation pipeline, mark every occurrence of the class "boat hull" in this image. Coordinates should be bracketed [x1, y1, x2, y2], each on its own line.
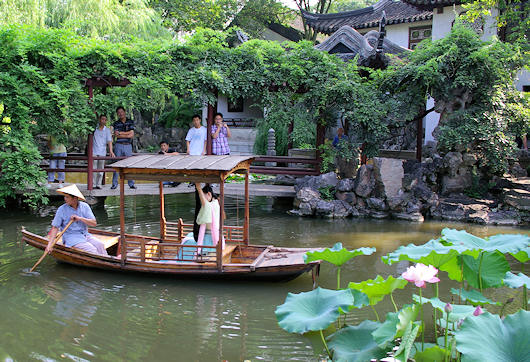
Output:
[22, 229, 319, 282]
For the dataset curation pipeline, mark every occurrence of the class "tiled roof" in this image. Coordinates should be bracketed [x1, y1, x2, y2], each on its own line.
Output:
[301, 0, 433, 34]
[401, 0, 459, 9]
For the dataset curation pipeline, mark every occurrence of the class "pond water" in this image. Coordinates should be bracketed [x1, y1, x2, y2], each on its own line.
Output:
[0, 194, 527, 361]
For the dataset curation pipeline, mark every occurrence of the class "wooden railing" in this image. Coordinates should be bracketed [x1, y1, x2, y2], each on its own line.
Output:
[164, 220, 245, 244]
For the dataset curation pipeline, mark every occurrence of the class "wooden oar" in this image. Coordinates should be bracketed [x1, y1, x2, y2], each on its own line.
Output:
[30, 218, 75, 272]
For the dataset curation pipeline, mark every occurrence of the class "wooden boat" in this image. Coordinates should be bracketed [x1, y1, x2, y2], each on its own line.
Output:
[22, 155, 320, 281]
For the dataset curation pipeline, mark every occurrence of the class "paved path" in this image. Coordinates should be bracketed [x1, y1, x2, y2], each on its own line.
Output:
[46, 182, 295, 198]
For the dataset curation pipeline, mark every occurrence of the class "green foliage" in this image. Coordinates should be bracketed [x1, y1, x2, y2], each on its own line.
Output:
[372, 304, 419, 348]
[327, 321, 388, 362]
[158, 96, 202, 129]
[275, 287, 354, 334]
[348, 275, 408, 306]
[455, 310, 530, 362]
[318, 139, 336, 173]
[503, 272, 530, 289]
[318, 185, 336, 201]
[385, 23, 528, 175]
[277, 230, 529, 360]
[305, 242, 376, 267]
[450, 288, 500, 306]
[0, 0, 170, 41]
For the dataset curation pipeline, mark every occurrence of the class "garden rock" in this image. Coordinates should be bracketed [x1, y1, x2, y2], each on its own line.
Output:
[315, 200, 335, 217]
[373, 157, 404, 199]
[294, 172, 338, 193]
[354, 165, 374, 198]
[296, 187, 320, 204]
[431, 200, 466, 221]
[336, 178, 355, 192]
[393, 212, 424, 222]
[443, 152, 463, 176]
[370, 210, 389, 219]
[487, 210, 520, 225]
[298, 202, 315, 216]
[335, 191, 356, 205]
[462, 153, 478, 167]
[367, 197, 387, 211]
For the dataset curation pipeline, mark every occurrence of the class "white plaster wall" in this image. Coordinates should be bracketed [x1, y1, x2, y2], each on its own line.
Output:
[432, 5, 497, 41]
[361, 20, 432, 49]
[216, 94, 263, 119]
[515, 69, 530, 91]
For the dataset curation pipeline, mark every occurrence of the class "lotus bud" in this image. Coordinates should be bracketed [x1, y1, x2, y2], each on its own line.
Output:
[473, 306, 484, 316]
[444, 303, 452, 313]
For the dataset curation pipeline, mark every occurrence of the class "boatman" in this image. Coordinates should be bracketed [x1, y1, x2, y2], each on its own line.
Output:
[45, 184, 108, 256]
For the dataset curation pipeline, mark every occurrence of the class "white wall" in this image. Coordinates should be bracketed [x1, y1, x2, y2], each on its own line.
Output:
[216, 94, 263, 119]
[201, 94, 264, 125]
[515, 69, 530, 91]
[432, 5, 497, 41]
[362, 20, 432, 49]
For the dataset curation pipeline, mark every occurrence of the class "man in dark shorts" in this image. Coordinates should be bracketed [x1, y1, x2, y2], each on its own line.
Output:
[111, 106, 136, 189]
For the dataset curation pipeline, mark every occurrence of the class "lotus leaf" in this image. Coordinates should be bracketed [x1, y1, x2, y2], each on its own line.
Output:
[441, 229, 529, 255]
[510, 249, 529, 263]
[486, 234, 530, 255]
[394, 321, 420, 362]
[349, 289, 370, 309]
[413, 295, 479, 323]
[372, 304, 419, 347]
[275, 287, 354, 334]
[413, 346, 451, 362]
[450, 288, 500, 306]
[327, 320, 388, 362]
[439, 254, 463, 282]
[462, 251, 509, 289]
[503, 272, 530, 288]
[382, 238, 458, 267]
[348, 275, 408, 306]
[455, 310, 530, 362]
[304, 242, 376, 267]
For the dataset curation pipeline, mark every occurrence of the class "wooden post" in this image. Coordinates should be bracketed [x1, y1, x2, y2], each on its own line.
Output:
[159, 181, 165, 241]
[120, 171, 126, 266]
[244, 170, 250, 245]
[87, 133, 94, 190]
[416, 116, 423, 162]
[217, 178, 225, 271]
[315, 120, 325, 174]
[88, 85, 93, 101]
[206, 99, 216, 155]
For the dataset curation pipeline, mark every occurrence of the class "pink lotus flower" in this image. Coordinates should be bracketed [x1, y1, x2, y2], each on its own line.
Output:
[473, 306, 484, 316]
[401, 263, 440, 288]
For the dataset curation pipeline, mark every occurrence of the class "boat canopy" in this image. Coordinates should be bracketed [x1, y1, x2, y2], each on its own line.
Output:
[110, 155, 254, 183]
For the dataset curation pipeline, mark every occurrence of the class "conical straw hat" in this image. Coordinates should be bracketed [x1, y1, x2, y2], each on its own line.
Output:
[56, 184, 86, 201]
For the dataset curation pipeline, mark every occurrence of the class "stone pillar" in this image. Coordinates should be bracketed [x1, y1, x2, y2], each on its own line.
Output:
[266, 128, 276, 167]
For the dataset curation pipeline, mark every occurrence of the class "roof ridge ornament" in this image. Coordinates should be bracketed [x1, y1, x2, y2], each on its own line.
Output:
[376, 11, 387, 54]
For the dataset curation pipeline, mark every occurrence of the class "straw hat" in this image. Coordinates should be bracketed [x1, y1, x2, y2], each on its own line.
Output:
[57, 184, 86, 201]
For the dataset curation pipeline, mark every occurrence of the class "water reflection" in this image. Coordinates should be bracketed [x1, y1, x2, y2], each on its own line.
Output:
[0, 194, 527, 360]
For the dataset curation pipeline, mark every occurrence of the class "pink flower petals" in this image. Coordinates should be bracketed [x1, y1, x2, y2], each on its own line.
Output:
[402, 263, 440, 288]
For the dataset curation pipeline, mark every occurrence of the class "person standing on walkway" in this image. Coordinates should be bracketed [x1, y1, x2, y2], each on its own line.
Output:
[47, 133, 67, 185]
[185, 114, 207, 156]
[93, 115, 115, 189]
[111, 106, 136, 189]
[211, 112, 231, 155]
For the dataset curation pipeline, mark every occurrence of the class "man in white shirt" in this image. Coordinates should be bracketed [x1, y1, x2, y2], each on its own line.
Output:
[185, 114, 207, 155]
[92, 115, 115, 189]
